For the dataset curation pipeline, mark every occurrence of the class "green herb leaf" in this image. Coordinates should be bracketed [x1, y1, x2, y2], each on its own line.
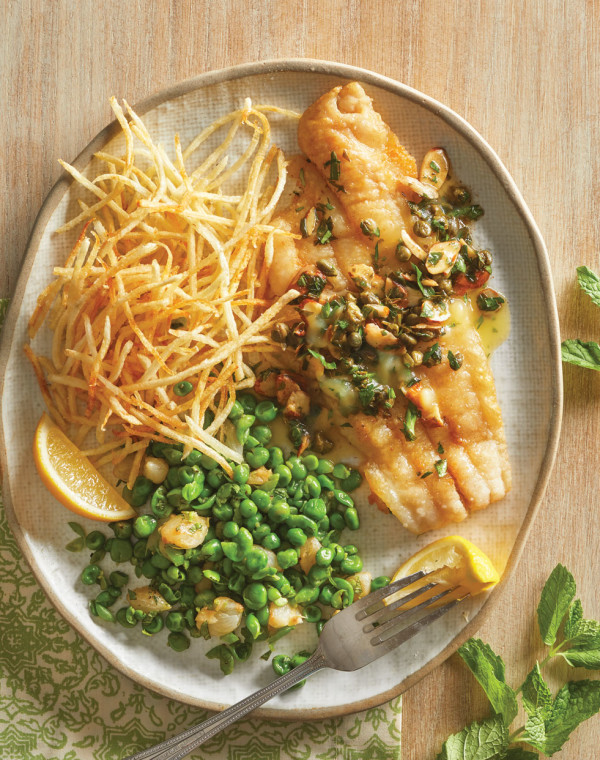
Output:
[529, 680, 600, 755]
[411, 263, 436, 297]
[521, 663, 553, 718]
[576, 265, 600, 307]
[436, 714, 509, 760]
[564, 598, 584, 639]
[307, 348, 336, 370]
[448, 350, 463, 370]
[423, 342, 442, 366]
[68, 521, 86, 537]
[560, 612, 600, 669]
[434, 459, 447, 477]
[561, 339, 600, 370]
[65, 537, 85, 552]
[477, 293, 505, 312]
[403, 401, 419, 441]
[458, 638, 519, 724]
[537, 563, 576, 646]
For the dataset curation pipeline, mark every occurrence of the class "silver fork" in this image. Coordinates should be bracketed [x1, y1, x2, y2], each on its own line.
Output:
[123, 571, 467, 760]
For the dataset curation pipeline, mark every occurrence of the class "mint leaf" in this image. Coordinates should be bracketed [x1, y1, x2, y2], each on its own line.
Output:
[521, 663, 553, 718]
[538, 680, 600, 755]
[522, 712, 546, 747]
[564, 598, 584, 639]
[436, 715, 509, 760]
[537, 564, 576, 645]
[576, 265, 600, 307]
[559, 599, 600, 669]
[561, 339, 600, 370]
[458, 638, 518, 724]
[505, 749, 538, 760]
[68, 521, 86, 537]
[411, 263, 435, 297]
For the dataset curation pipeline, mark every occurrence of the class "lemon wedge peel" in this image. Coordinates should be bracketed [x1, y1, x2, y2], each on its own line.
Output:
[389, 535, 500, 607]
[33, 413, 136, 522]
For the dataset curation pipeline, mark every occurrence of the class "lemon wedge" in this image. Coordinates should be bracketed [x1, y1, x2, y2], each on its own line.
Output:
[389, 535, 500, 606]
[33, 413, 136, 522]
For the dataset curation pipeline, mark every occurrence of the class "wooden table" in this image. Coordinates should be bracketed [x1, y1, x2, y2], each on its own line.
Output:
[2, 1, 599, 757]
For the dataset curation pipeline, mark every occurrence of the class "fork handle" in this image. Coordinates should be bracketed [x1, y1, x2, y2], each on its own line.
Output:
[123, 649, 327, 760]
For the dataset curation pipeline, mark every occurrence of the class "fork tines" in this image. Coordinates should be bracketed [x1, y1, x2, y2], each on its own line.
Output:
[355, 574, 469, 655]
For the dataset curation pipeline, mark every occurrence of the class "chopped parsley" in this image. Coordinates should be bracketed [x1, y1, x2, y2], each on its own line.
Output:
[324, 151, 341, 182]
[403, 401, 419, 441]
[477, 293, 505, 311]
[423, 342, 442, 366]
[434, 459, 448, 477]
[448, 350, 463, 370]
[306, 348, 336, 370]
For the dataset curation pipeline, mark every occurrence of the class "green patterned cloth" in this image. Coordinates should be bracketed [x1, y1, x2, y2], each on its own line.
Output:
[0, 298, 402, 760]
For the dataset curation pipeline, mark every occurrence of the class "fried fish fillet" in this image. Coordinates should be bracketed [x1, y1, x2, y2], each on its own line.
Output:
[270, 82, 510, 534]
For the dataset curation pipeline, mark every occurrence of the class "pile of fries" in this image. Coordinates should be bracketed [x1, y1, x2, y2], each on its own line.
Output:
[25, 97, 300, 486]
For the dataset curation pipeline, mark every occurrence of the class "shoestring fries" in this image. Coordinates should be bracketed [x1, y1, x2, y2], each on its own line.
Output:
[26, 97, 300, 486]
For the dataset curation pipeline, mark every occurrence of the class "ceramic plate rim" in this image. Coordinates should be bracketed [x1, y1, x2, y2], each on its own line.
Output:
[0, 58, 563, 719]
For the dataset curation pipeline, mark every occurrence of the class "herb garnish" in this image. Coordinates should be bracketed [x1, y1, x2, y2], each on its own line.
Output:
[561, 266, 600, 370]
[448, 204, 484, 220]
[306, 348, 336, 370]
[296, 272, 326, 297]
[477, 293, 505, 311]
[434, 458, 447, 477]
[411, 263, 436, 297]
[448, 350, 463, 370]
[437, 564, 600, 759]
[324, 151, 341, 182]
[360, 219, 380, 238]
[403, 401, 419, 441]
[423, 342, 442, 366]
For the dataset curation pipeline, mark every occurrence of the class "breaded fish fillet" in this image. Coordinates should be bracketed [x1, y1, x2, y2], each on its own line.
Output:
[270, 82, 510, 534]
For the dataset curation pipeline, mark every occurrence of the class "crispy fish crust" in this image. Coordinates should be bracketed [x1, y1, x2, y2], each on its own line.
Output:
[272, 83, 510, 534]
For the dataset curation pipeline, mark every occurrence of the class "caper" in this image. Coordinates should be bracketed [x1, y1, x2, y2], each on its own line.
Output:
[451, 185, 471, 205]
[430, 204, 444, 217]
[413, 329, 436, 341]
[271, 323, 289, 343]
[405, 313, 421, 326]
[413, 220, 432, 237]
[440, 279, 453, 294]
[478, 249, 493, 267]
[347, 331, 363, 350]
[411, 350, 424, 366]
[395, 244, 412, 262]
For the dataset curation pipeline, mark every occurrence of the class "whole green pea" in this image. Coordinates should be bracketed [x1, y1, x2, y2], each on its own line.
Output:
[340, 554, 363, 574]
[252, 425, 272, 446]
[238, 393, 257, 413]
[267, 447, 284, 468]
[233, 463, 250, 484]
[228, 400, 245, 420]
[289, 460, 307, 480]
[277, 548, 299, 569]
[371, 575, 391, 591]
[133, 514, 157, 539]
[344, 508, 360, 531]
[255, 400, 278, 423]
[165, 611, 185, 632]
[110, 538, 133, 564]
[286, 528, 307, 547]
[272, 654, 292, 676]
[110, 521, 133, 539]
[303, 475, 322, 498]
[330, 513, 345, 532]
[243, 582, 268, 610]
[255, 605, 270, 626]
[332, 463, 351, 480]
[246, 447, 270, 469]
[274, 464, 292, 487]
[303, 498, 327, 521]
[261, 532, 281, 551]
[302, 454, 319, 471]
[268, 500, 291, 524]
[316, 459, 334, 475]
[167, 632, 190, 652]
[315, 546, 334, 566]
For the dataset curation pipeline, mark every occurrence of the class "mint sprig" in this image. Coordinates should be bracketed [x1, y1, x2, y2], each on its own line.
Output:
[561, 266, 600, 369]
[437, 564, 600, 759]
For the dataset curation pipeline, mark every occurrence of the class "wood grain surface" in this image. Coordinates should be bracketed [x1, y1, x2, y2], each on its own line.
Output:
[2, 1, 599, 757]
